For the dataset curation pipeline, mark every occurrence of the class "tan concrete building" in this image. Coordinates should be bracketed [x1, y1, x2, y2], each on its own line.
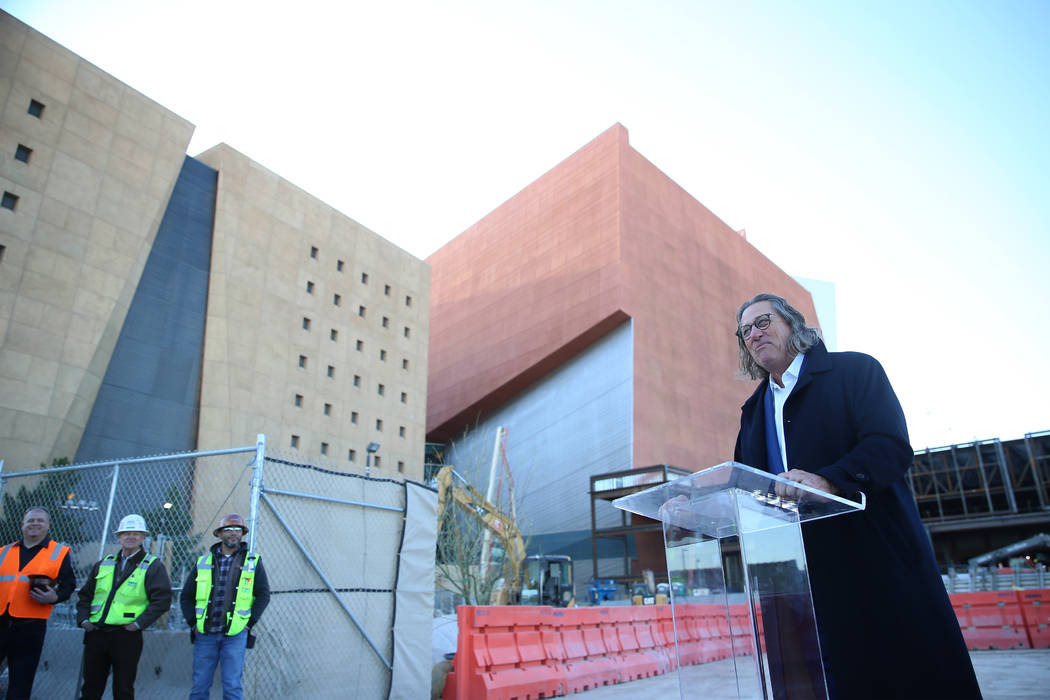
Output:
[194, 143, 429, 476]
[0, 11, 194, 471]
[0, 11, 428, 480]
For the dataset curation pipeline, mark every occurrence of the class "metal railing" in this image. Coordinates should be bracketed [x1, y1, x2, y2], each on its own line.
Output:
[943, 567, 1049, 593]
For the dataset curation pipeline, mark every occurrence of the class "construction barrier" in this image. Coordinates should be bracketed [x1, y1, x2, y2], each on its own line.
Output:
[442, 603, 753, 700]
[950, 590, 1031, 650]
[443, 590, 1050, 699]
[1017, 589, 1050, 649]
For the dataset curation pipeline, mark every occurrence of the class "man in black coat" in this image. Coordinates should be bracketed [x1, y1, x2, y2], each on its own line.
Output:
[733, 293, 981, 699]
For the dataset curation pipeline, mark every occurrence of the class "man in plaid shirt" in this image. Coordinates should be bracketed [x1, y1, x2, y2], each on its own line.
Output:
[180, 514, 270, 700]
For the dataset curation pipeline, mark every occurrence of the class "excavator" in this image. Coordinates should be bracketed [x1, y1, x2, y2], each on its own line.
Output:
[435, 465, 574, 607]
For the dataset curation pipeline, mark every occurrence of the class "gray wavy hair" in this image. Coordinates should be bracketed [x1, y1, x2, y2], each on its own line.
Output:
[736, 293, 821, 380]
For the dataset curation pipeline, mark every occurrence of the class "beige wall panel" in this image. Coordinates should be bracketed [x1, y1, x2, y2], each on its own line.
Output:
[0, 175, 41, 240]
[19, 27, 77, 83]
[0, 348, 31, 379]
[14, 52, 73, 104]
[68, 85, 119, 128]
[72, 62, 121, 110]
[43, 151, 101, 212]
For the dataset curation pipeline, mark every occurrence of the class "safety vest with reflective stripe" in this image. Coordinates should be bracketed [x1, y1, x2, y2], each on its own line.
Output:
[89, 552, 157, 625]
[194, 552, 259, 636]
[0, 539, 70, 619]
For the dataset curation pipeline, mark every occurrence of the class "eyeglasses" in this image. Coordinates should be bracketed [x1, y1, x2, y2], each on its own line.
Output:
[737, 313, 774, 340]
[220, 527, 244, 533]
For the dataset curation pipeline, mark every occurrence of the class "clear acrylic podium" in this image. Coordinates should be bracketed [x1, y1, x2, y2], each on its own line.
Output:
[613, 462, 865, 699]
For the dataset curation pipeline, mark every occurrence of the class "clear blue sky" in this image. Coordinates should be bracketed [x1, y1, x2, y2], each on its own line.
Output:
[5, 0, 1048, 450]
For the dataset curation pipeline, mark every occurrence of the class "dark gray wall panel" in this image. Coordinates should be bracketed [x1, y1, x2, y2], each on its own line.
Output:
[75, 156, 216, 462]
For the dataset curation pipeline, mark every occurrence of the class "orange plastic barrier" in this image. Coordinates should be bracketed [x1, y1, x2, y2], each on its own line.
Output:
[1016, 589, 1050, 649]
[950, 591, 1030, 650]
[444, 602, 765, 700]
[445, 592, 1050, 698]
[444, 606, 567, 700]
[729, 606, 755, 657]
[570, 606, 623, 690]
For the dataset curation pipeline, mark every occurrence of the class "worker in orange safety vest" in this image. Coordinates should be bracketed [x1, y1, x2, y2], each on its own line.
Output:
[0, 506, 76, 700]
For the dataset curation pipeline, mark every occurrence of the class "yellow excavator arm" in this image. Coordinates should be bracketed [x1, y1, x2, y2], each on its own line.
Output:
[435, 465, 526, 600]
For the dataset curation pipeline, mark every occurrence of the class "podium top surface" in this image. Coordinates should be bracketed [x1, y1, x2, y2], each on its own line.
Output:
[612, 461, 865, 538]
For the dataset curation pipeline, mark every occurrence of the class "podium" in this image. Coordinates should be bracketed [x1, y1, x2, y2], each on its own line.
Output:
[613, 462, 865, 699]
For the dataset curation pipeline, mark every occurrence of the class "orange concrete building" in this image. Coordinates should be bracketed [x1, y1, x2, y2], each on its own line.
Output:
[427, 124, 818, 576]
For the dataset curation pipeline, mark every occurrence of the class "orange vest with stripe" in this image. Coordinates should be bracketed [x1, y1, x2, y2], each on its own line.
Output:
[0, 539, 70, 619]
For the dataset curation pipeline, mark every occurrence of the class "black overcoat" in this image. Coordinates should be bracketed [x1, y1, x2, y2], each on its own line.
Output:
[734, 340, 981, 699]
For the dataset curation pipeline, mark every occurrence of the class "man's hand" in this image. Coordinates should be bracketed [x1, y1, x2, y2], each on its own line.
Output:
[81, 621, 98, 632]
[774, 469, 841, 501]
[29, 583, 58, 604]
[777, 469, 840, 498]
[124, 622, 140, 631]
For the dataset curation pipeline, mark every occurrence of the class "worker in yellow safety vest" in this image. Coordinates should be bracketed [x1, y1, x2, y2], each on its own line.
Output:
[180, 513, 270, 700]
[75, 513, 172, 700]
[0, 506, 76, 700]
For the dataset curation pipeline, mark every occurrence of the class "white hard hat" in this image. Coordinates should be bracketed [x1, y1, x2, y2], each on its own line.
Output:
[115, 514, 148, 534]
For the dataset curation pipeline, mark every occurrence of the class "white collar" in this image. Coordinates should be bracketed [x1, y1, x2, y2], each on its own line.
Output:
[769, 352, 805, 393]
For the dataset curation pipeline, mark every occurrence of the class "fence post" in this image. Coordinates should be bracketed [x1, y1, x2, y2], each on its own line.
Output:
[98, 463, 121, 562]
[248, 434, 265, 551]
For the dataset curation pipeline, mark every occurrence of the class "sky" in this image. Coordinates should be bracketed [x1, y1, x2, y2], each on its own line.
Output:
[4, 0, 1049, 450]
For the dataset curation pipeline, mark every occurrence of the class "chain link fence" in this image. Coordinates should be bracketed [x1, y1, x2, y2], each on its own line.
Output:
[0, 436, 435, 699]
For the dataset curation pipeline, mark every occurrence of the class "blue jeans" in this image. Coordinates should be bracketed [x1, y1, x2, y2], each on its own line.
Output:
[190, 629, 248, 700]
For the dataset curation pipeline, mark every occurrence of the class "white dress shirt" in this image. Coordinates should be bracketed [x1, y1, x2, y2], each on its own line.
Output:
[769, 351, 806, 470]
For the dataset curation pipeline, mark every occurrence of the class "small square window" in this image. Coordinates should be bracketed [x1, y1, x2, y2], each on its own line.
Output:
[353, 374, 361, 387]
[361, 272, 369, 284]
[0, 245, 5, 264]
[294, 394, 303, 407]
[374, 456, 381, 468]
[382, 316, 389, 328]
[358, 305, 366, 318]
[403, 326, 411, 338]
[327, 365, 335, 378]
[405, 295, 412, 307]
[1, 191, 18, 211]
[291, 435, 300, 448]
[302, 317, 311, 330]
[379, 349, 387, 361]
[356, 339, 363, 352]
[320, 442, 329, 455]
[378, 384, 385, 396]
[333, 294, 341, 306]
[330, 329, 338, 341]
[28, 99, 44, 118]
[400, 392, 407, 404]
[337, 259, 344, 272]
[324, 403, 332, 416]
[14, 144, 32, 163]
[397, 461, 405, 473]
[399, 426, 406, 438]
[298, 355, 307, 368]
[376, 419, 383, 431]
[310, 246, 318, 259]
[384, 284, 391, 296]
[351, 411, 358, 424]
[306, 280, 314, 294]
[402, 359, 409, 370]
[348, 449, 356, 462]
